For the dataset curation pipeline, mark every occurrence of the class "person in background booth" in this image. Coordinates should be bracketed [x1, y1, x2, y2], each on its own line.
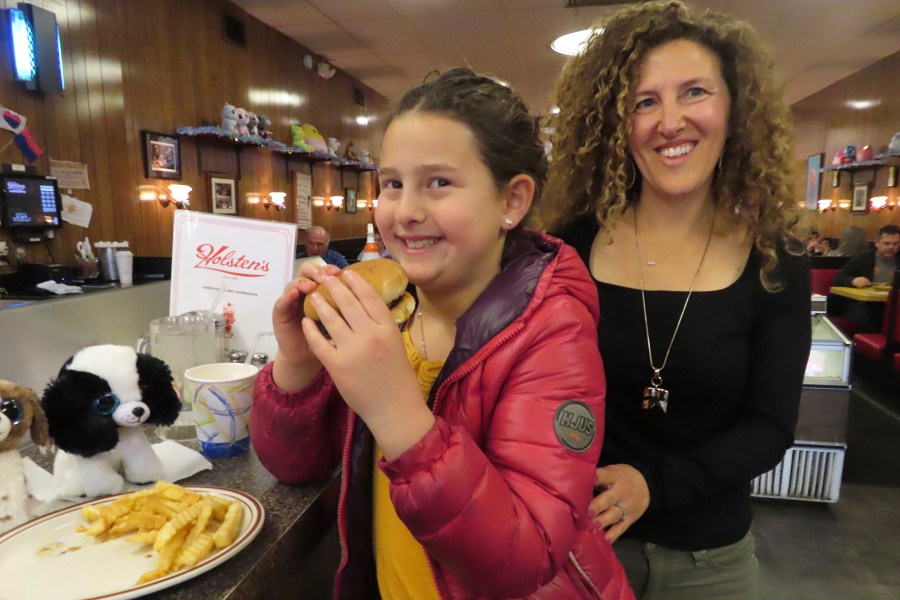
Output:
[251, 68, 633, 599]
[297, 225, 349, 268]
[832, 224, 900, 332]
[536, 2, 810, 598]
[834, 224, 900, 288]
[826, 225, 869, 257]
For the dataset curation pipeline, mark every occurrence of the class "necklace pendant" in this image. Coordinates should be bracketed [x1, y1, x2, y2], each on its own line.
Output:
[641, 384, 669, 413]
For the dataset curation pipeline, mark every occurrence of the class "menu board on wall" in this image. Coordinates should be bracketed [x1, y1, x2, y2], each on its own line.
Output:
[170, 211, 297, 361]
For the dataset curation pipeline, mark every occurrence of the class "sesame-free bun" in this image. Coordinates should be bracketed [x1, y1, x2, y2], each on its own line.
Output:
[303, 258, 414, 325]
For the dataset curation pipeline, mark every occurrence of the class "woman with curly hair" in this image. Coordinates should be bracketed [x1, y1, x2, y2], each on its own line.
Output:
[537, 2, 811, 598]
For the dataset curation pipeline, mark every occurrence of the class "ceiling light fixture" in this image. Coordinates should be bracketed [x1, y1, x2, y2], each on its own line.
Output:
[551, 28, 602, 56]
[845, 99, 881, 110]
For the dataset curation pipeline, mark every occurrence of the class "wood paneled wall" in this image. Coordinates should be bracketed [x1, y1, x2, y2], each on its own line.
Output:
[0, 0, 389, 265]
[791, 51, 900, 239]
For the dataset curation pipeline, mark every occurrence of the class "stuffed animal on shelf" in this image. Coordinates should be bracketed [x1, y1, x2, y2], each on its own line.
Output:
[0, 380, 50, 532]
[357, 148, 372, 165]
[41, 345, 182, 498]
[248, 112, 259, 137]
[342, 140, 359, 161]
[221, 103, 238, 134]
[296, 123, 328, 153]
[327, 137, 341, 156]
[235, 108, 250, 137]
[258, 115, 273, 140]
[290, 124, 313, 151]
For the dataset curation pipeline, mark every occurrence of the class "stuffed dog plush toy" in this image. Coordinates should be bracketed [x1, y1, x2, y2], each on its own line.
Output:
[0, 380, 50, 532]
[42, 345, 181, 498]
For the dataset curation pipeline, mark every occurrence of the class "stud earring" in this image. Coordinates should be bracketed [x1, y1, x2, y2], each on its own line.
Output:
[503, 216, 514, 227]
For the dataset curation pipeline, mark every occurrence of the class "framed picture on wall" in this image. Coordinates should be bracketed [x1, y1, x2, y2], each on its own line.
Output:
[851, 183, 869, 214]
[888, 166, 897, 188]
[831, 170, 840, 188]
[142, 131, 181, 180]
[805, 154, 823, 211]
[209, 175, 237, 214]
[345, 188, 358, 214]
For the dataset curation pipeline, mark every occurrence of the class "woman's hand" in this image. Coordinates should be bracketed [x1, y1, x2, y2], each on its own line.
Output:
[302, 269, 434, 459]
[270, 263, 341, 392]
[589, 464, 651, 542]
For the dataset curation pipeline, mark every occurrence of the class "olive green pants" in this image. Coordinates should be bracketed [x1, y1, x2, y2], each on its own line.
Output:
[614, 532, 759, 600]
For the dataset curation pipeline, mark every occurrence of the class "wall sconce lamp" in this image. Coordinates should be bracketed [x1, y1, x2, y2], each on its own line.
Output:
[817, 199, 833, 213]
[166, 184, 192, 209]
[326, 195, 343, 211]
[312, 196, 326, 207]
[246, 192, 262, 205]
[264, 191, 287, 210]
[870, 196, 889, 211]
[138, 183, 191, 208]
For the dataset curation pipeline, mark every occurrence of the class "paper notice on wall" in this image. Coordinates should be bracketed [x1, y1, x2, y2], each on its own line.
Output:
[170, 211, 297, 362]
[49, 159, 91, 190]
[60, 194, 93, 227]
[295, 172, 312, 229]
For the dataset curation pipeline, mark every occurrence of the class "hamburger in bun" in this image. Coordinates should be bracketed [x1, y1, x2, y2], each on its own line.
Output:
[303, 258, 416, 326]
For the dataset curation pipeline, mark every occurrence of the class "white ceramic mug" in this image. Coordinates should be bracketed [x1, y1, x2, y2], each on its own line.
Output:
[182, 362, 259, 458]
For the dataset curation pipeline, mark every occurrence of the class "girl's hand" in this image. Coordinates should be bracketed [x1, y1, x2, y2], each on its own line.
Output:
[589, 464, 650, 542]
[270, 264, 341, 392]
[302, 269, 433, 459]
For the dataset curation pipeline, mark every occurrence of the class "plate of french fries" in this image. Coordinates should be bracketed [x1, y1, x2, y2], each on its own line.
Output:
[0, 482, 264, 600]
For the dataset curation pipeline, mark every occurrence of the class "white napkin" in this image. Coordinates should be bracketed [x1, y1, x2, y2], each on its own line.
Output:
[23, 441, 212, 506]
[36, 279, 83, 295]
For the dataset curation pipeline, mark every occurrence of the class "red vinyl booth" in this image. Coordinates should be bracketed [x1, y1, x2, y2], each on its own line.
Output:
[852, 272, 900, 363]
[813, 268, 859, 337]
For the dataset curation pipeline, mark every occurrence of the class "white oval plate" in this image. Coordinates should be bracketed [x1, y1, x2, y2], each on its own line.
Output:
[0, 486, 264, 600]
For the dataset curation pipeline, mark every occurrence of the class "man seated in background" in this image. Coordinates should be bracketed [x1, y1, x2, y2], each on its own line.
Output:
[834, 224, 900, 288]
[297, 225, 349, 268]
[832, 224, 900, 332]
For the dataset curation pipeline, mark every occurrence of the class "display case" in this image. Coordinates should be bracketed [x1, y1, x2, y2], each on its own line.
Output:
[752, 315, 850, 502]
[805, 314, 852, 388]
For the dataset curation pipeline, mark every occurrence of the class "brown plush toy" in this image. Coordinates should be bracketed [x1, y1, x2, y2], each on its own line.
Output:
[0, 380, 50, 533]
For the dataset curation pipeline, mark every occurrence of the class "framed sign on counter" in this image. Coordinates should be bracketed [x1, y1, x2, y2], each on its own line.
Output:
[142, 131, 181, 180]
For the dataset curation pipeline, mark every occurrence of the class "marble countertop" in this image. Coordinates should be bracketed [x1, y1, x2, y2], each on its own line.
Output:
[22, 438, 339, 599]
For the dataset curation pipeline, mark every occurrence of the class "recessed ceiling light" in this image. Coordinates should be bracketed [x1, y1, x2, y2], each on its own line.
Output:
[845, 99, 881, 110]
[551, 29, 603, 56]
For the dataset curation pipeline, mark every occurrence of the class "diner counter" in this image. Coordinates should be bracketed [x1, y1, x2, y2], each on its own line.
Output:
[22, 440, 341, 599]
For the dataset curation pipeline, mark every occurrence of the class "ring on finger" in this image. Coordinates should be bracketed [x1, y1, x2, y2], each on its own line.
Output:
[613, 502, 628, 523]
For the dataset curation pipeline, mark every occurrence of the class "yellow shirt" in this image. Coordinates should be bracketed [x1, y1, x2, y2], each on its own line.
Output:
[373, 329, 444, 600]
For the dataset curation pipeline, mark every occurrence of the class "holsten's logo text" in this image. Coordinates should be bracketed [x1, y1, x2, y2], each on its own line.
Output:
[194, 244, 269, 277]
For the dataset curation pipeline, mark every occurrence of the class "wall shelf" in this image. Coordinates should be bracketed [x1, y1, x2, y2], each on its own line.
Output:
[176, 126, 379, 174]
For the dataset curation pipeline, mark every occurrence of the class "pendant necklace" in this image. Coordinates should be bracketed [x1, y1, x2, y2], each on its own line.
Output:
[634, 207, 714, 413]
[416, 310, 428, 360]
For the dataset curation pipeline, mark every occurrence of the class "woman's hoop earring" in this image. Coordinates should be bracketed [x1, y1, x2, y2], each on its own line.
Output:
[716, 149, 726, 172]
[625, 159, 637, 189]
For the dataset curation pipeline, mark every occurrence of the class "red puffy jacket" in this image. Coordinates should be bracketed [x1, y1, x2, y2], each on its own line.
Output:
[250, 232, 634, 600]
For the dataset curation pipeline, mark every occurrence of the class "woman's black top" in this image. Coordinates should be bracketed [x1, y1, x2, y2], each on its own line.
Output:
[559, 218, 810, 550]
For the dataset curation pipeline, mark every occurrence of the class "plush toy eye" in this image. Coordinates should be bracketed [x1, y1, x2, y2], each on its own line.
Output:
[94, 392, 120, 416]
[0, 397, 24, 425]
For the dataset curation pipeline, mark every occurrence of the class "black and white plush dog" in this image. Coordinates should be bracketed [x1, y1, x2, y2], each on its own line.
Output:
[42, 344, 181, 497]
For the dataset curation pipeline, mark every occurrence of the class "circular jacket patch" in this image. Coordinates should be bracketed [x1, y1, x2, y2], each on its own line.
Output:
[553, 401, 596, 453]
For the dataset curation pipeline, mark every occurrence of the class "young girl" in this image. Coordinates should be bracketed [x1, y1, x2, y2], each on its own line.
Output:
[250, 68, 633, 599]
